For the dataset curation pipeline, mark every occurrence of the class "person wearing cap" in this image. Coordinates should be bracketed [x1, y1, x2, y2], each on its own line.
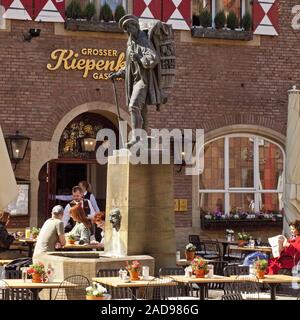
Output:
[109, 14, 165, 147]
[33, 205, 66, 260]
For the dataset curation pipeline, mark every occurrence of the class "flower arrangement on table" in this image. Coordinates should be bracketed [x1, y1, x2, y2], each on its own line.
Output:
[27, 262, 48, 283]
[237, 232, 250, 246]
[185, 243, 197, 261]
[226, 229, 235, 241]
[254, 259, 268, 279]
[191, 256, 209, 278]
[126, 260, 141, 280]
[31, 227, 40, 239]
[86, 282, 110, 300]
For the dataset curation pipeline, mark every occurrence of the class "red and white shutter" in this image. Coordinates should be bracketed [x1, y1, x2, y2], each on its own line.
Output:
[34, 0, 65, 22]
[1, 0, 33, 20]
[133, 0, 191, 30]
[133, 0, 162, 24]
[253, 0, 279, 36]
[162, 0, 191, 30]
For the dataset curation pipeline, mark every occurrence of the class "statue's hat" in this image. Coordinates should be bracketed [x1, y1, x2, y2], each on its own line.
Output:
[119, 14, 139, 30]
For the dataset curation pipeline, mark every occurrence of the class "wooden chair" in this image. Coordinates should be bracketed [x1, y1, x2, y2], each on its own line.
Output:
[53, 275, 90, 300]
[96, 268, 134, 299]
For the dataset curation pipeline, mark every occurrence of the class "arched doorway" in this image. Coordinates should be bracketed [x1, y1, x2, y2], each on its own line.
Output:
[37, 111, 119, 225]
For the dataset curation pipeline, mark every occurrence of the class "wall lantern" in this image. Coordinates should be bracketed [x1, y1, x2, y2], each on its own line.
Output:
[81, 138, 97, 152]
[5, 131, 30, 170]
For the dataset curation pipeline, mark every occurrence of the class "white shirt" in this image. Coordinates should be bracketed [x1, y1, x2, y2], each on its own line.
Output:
[63, 199, 96, 227]
[84, 191, 100, 213]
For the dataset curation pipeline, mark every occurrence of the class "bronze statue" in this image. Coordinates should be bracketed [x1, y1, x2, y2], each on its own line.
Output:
[109, 14, 175, 148]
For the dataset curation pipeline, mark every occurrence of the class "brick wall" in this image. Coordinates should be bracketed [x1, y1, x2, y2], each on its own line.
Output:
[0, 1, 299, 237]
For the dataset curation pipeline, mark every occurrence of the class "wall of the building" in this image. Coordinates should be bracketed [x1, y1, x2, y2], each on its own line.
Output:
[1, 0, 299, 247]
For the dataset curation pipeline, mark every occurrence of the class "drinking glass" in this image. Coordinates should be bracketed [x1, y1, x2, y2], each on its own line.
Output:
[25, 228, 31, 239]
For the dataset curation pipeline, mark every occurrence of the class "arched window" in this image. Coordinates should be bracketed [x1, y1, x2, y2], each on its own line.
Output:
[199, 134, 285, 215]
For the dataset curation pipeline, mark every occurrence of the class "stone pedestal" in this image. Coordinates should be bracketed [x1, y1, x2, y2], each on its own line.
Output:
[104, 150, 176, 274]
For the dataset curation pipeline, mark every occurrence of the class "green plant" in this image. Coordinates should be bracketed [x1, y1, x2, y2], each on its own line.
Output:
[66, 0, 82, 20]
[100, 3, 113, 22]
[214, 10, 226, 29]
[83, 2, 96, 21]
[191, 256, 209, 272]
[185, 243, 196, 252]
[67, 234, 76, 241]
[27, 262, 46, 275]
[226, 11, 238, 30]
[241, 12, 252, 31]
[237, 232, 250, 241]
[114, 4, 126, 23]
[31, 227, 40, 237]
[199, 9, 212, 28]
[254, 259, 268, 271]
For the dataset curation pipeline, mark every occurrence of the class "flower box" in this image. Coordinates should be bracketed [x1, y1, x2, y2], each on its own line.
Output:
[191, 27, 253, 41]
[65, 19, 124, 33]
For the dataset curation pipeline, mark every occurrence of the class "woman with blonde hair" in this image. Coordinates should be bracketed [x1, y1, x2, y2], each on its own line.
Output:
[67, 205, 91, 244]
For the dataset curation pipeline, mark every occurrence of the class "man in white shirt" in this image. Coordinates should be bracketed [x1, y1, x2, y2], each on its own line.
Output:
[63, 186, 95, 231]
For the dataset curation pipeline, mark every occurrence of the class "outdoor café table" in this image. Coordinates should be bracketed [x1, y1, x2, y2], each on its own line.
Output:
[18, 238, 37, 257]
[229, 245, 272, 255]
[170, 275, 240, 300]
[229, 274, 300, 300]
[3, 279, 77, 300]
[92, 276, 177, 300]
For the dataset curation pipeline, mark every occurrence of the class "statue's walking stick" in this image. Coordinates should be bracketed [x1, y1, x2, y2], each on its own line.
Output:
[111, 78, 126, 149]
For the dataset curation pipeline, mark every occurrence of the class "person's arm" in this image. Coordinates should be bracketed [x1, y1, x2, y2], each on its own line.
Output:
[87, 200, 96, 220]
[57, 221, 66, 247]
[89, 194, 100, 213]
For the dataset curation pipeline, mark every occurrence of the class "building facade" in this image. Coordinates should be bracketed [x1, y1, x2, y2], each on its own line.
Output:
[0, 0, 299, 251]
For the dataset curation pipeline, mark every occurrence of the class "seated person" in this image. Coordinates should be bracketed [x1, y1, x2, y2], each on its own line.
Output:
[267, 220, 300, 275]
[0, 211, 15, 252]
[92, 212, 105, 248]
[66, 205, 91, 244]
[33, 205, 66, 261]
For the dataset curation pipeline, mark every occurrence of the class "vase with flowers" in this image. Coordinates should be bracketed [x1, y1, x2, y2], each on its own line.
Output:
[26, 262, 47, 283]
[86, 282, 111, 300]
[185, 243, 196, 261]
[126, 261, 141, 281]
[31, 227, 40, 239]
[67, 234, 76, 245]
[237, 232, 250, 246]
[191, 256, 209, 278]
[254, 259, 268, 279]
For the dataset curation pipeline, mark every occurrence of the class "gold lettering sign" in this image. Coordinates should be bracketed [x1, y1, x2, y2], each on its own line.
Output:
[174, 199, 179, 212]
[46, 48, 126, 80]
[179, 199, 188, 212]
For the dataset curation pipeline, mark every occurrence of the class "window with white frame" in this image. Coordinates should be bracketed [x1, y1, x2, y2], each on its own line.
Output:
[199, 135, 285, 215]
[192, 0, 252, 27]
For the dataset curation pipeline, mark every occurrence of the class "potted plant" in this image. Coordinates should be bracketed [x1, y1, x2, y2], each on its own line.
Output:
[100, 3, 113, 22]
[241, 12, 252, 31]
[191, 256, 209, 278]
[126, 260, 141, 281]
[31, 227, 40, 239]
[67, 234, 76, 245]
[27, 262, 47, 283]
[199, 9, 212, 28]
[254, 259, 268, 279]
[185, 243, 196, 261]
[214, 10, 226, 29]
[114, 4, 126, 23]
[226, 11, 239, 30]
[83, 2, 96, 22]
[86, 282, 110, 300]
[237, 232, 250, 246]
[66, 0, 82, 20]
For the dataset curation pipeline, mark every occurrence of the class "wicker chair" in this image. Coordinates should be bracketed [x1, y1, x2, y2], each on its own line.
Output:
[96, 268, 134, 299]
[0, 280, 34, 300]
[221, 293, 244, 300]
[53, 275, 90, 300]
